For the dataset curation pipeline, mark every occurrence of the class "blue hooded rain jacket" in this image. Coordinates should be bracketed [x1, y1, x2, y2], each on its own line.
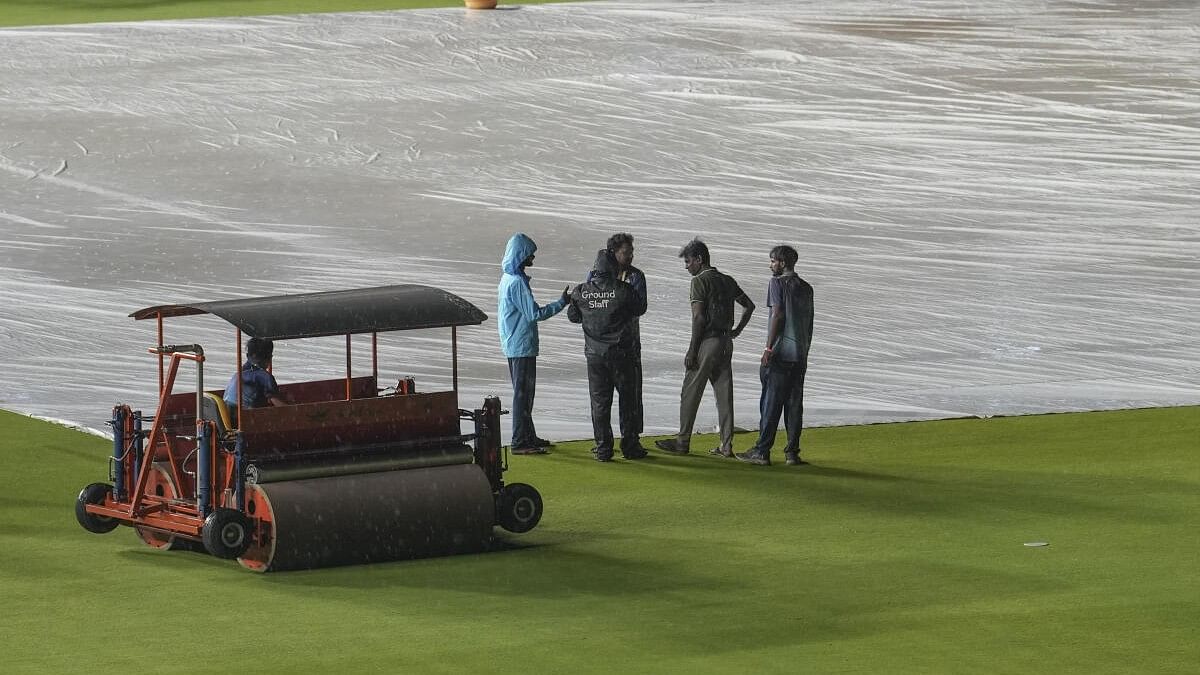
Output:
[497, 233, 567, 358]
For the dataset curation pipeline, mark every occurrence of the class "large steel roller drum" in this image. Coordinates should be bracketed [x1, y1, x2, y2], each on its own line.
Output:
[237, 463, 495, 572]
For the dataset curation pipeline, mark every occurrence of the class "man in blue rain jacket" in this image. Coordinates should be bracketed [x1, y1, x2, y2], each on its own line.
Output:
[498, 233, 569, 454]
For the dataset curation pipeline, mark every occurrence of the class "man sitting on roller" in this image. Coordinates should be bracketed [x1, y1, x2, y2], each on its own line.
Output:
[223, 337, 292, 411]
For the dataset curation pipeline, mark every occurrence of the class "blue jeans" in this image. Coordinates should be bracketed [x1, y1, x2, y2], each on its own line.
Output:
[751, 359, 806, 456]
[507, 357, 538, 448]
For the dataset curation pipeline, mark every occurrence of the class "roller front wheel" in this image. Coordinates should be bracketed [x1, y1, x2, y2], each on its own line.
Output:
[76, 483, 120, 534]
[497, 483, 542, 534]
[203, 508, 251, 559]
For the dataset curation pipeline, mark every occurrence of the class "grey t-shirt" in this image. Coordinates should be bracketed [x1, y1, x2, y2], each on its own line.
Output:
[766, 272, 814, 362]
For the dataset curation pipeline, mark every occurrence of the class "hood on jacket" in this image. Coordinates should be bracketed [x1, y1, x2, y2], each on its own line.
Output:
[502, 233, 538, 275]
[591, 249, 616, 279]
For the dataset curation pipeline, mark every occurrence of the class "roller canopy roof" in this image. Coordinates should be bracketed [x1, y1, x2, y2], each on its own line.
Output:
[130, 285, 488, 340]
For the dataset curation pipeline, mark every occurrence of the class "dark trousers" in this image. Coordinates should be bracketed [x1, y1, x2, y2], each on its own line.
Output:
[586, 353, 641, 455]
[632, 354, 644, 434]
[752, 359, 806, 456]
[507, 356, 538, 448]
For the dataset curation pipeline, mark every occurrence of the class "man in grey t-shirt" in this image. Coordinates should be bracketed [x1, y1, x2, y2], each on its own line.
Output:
[737, 245, 814, 467]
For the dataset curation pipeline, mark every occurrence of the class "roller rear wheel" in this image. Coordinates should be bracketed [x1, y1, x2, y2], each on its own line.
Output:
[497, 483, 543, 534]
[240, 465, 494, 572]
[76, 483, 120, 534]
[135, 464, 197, 551]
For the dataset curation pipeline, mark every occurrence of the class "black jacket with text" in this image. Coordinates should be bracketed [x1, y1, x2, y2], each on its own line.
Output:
[567, 250, 648, 359]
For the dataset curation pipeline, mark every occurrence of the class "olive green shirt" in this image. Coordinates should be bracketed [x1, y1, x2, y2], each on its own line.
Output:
[689, 267, 744, 337]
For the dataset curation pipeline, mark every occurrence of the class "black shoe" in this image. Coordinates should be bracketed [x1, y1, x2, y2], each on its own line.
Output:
[594, 449, 614, 462]
[735, 451, 771, 466]
[654, 439, 689, 455]
[622, 447, 648, 460]
[708, 446, 733, 458]
[784, 451, 808, 466]
[511, 446, 549, 455]
[533, 437, 556, 449]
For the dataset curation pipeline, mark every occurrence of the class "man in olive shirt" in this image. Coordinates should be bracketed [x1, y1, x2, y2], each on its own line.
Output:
[736, 245, 814, 467]
[655, 238, 755, 456]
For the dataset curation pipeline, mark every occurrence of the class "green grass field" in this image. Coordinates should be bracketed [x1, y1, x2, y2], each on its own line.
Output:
[3, 3, 1198, 672]
[2, 407, 1197, 673]
[0, 0, 573, 28]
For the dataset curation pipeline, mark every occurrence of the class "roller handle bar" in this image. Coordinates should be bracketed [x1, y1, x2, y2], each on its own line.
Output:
[104, 420, 152, 438]
[459, 408, 509, 418]
[152, 344, 204, 356]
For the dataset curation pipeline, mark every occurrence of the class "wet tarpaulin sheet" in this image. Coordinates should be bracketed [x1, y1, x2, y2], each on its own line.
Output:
[1, 1, 1198, 441]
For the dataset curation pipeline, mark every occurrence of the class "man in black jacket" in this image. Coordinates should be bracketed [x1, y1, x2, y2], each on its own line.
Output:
[568, 249, 649, 462]
[587, 233, 648, 438]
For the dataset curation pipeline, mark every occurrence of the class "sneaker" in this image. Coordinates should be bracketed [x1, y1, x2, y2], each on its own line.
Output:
[511, 446, 548, 455]
[593, 448, 614, 462]
[622, 447, 648, 460]
[654, 438, 690, 455]
[533, 437, 556, 449]
[735, 451, 770, 466]
[784, 451, 808, 466]
[708, 447, 734, 458]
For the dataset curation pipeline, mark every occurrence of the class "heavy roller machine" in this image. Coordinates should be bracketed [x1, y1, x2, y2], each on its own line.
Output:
[75, 285, 543, 571]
